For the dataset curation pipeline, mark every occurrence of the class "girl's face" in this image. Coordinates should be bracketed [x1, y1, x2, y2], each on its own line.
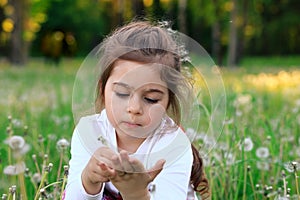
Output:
[104, 59, 169, 139]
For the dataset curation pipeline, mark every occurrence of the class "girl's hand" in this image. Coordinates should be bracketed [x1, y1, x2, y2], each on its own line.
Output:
[81, 146, 116, 195]
[109, 150, 165, 200]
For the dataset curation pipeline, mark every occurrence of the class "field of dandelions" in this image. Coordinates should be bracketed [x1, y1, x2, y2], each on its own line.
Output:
[0, 57, 300, 200]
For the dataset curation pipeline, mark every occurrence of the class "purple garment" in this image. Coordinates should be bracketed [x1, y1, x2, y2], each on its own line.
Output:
[102, 188, 123, 200]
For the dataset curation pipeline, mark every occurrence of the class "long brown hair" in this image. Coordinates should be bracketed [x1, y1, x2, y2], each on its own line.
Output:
[95, 20, 209, 199]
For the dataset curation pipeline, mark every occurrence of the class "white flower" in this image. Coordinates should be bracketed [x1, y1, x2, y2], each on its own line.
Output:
[225, 152, 235, 165]
[256, 161, 270, 171]
[6, 135, 25, 150]
[32, 173, 41, 183]
[284, 161, 300, 173]
[233, 94, 252, 107]
[240, 137, 254, 152]
[3, 162, 26, 175]
[256, 147, 269, 159]
[5, 135, 30, 156]
[56, 138, 70, 151]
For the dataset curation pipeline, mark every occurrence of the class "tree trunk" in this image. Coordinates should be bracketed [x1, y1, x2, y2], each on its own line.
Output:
[227, 0, 238, 67]
[237, 0, 248, 64]
[10, 0, 28, 66]
[212, 21, 222, 66]
[132, 0, 145, 17]
[178, 0, 187, 34]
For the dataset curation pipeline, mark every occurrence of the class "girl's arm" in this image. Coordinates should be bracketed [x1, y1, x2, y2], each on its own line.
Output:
[64, 128, 105, 200]
[149, 146, 193, 200]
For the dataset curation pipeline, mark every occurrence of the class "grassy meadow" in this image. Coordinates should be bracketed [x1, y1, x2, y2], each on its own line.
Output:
[0, 56, 300, 199]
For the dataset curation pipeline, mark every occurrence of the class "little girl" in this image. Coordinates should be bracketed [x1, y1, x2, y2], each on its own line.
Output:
[65, 21, 209, 200]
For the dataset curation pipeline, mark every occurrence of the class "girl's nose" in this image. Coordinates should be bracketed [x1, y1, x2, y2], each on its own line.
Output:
[127, 94, 143, 115]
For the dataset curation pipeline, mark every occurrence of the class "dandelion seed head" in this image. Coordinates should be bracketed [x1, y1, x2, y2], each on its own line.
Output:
[32, 173, 41, 184]
[6, 135, 25, 150]
[225, 152, 235, 165]
[2, 194, 8, 199]
[284, 161, 300, 173]
[240, 137, 254, 152]
[56, 138, 70, 151]
[256, 161, 270, 171]
[256, 147, 270, 159]
[11, 118, 22, 127]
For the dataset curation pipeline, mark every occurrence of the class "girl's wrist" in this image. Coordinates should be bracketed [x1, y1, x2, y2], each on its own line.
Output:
[81, 171, 103, 195]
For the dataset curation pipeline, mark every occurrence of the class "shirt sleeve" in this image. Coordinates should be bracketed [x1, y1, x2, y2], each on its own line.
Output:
[149, 145, 193, 200]
[64, 127, 105, 200]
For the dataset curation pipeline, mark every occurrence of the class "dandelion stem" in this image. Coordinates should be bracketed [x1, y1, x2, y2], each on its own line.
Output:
[34, 170, 48, 200]
[242, 160, 247, 200]
[294, 171, 300, 200]
[57, 150, 64, 182]
[18, 172, 28, 200]
[60, 171, 68, 200]
[41, 181, 62, 190]
[248, 168, 258, 200]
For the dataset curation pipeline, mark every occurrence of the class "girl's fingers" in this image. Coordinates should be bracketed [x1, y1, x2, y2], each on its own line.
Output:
[119, 151, 134, 173]
[111, 154, 123, 172]
[94, 146, 117, 168]
[129, 157, 146, 172]
[97, 162, 116, 178]
[147, 159, 165, 181]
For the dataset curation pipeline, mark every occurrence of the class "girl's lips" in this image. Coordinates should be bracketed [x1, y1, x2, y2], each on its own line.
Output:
[123, 121, 141, 128]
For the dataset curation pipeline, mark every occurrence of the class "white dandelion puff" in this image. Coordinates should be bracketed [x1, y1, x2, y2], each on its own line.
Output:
[5, 135, 30, 156]
[256, 147, 270, 159]
[56, 138, 70, 151]
[256, 161, 270, 171]
[3, 162, 26, 175]
[224, 152, 235, 166]
[284, 161, 300, 173]
[240, 137, 254, 152]
[6, 135, 25, 150]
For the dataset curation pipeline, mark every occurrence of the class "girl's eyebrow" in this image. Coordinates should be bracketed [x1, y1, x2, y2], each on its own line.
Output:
[113, 82, 133, 90]
[113, 82, 165, 94]
[144, 88, 165, 94]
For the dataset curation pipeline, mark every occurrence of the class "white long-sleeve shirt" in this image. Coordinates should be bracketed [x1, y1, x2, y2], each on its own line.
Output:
[65, 110, 198, 200]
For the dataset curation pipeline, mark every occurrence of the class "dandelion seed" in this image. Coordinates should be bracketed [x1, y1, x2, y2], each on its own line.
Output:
[256, 161, 270, 171]
[284, 161, 300, 173]
[223, 118, 234, 125]
[11, 118, 22, 127]
[2, 194, 8, 200]
[63, 165, 69, 176]
[32, 173, 41, 184]
[6, 135, 25, 150]
[224, 152, 235, 165]
[256, 147, 269, 159]
[148, 182, 156, 192]
[5, 135, 30, 157]
[3, 162, 26, 175]
[240, 137, 254, 152]
[56, 138, 70, 151]
[9, 185, 16, 195]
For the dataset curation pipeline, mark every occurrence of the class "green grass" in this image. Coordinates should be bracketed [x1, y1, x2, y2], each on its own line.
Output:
[0, 56, 300, 199]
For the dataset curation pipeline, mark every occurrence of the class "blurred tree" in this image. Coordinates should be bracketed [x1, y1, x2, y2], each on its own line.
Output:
[33, 0, 109, 61]
[2, 0, 299, 66]
[9, 0, 29, 66]
[0, 0, 49, 65]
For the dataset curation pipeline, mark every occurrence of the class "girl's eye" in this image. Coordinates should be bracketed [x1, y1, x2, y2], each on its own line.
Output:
[115, 92, 130, 98]
[144, 97, 159, 104]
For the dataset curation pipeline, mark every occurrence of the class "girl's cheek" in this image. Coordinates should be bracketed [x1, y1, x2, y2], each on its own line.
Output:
[147, 104, 166, 125]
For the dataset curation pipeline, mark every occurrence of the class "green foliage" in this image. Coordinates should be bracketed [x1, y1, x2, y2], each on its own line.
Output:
[0, 57, 300, 199]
